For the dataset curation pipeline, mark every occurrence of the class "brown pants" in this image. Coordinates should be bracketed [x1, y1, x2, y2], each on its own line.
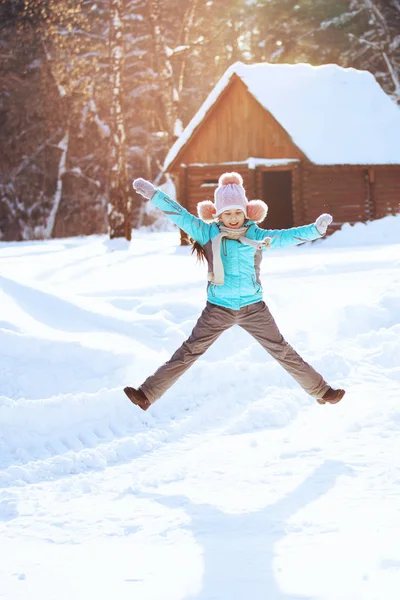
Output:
[141, 301, 329, 403]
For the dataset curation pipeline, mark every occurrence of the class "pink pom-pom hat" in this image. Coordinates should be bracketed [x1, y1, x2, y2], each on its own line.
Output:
[197, 172, 268, 223]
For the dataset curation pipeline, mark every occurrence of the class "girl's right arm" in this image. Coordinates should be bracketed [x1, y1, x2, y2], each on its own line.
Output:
[133, 178, 211, 246]
[151, 190, 211, 245]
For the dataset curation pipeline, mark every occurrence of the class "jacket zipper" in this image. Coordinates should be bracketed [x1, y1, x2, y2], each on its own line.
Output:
[164, 197, 183, 213]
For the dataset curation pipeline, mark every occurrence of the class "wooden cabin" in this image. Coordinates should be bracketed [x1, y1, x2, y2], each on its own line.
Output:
[162, 62, 400, 241]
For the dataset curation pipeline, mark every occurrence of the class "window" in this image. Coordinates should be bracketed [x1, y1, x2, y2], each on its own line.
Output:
[200, 179, 218, 188]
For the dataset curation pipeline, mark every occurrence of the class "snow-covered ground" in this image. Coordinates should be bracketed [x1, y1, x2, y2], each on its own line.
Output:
[1, 215, 400, 600]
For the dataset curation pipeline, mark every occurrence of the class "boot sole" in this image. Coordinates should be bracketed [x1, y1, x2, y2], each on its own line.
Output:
[317, 389, 346, 405]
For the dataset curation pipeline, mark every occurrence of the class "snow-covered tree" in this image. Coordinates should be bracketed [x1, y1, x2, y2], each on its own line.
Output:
[250, 0, 400, 101]
[0, 0, 63, 240]
[346, 0, 400, 100]
[108, 0, 131, 239]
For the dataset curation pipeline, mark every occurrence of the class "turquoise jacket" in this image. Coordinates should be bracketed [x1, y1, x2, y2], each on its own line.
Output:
[151, 190, 322, 310]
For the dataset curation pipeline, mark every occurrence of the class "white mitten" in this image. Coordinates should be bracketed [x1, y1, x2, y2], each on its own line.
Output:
[315, 213, 333, 235]
[133, 178, 157, 200]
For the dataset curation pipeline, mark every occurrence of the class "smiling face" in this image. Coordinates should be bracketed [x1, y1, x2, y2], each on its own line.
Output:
[219, 209, 246, 229]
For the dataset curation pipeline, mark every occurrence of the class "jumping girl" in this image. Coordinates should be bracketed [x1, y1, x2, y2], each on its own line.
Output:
[124, 172, 345, 410]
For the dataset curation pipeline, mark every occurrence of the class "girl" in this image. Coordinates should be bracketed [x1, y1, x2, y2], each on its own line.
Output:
[124, 172, 345, 411]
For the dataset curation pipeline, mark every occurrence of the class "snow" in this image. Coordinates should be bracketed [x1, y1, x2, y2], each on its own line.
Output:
[1, 213, 400, 599]
[182, 158, 299, 169]
[247, 157, 299, 169]
[164, 61, 400, 170]
[174, 118, 184, 137]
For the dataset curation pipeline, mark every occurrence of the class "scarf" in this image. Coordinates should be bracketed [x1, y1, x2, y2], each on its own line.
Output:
[208, 226, 270, 286]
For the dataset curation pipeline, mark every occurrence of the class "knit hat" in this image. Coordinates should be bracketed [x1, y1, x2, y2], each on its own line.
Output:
[197, 172, 268, 223]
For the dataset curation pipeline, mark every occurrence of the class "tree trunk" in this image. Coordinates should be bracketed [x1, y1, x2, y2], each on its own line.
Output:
[44, 129, 69, 239]
[108, 0, 131, 240]
[146, 0, 177, 140]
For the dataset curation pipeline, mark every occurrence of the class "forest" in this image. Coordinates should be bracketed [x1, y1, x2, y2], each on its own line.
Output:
[0, 0, 399, 241]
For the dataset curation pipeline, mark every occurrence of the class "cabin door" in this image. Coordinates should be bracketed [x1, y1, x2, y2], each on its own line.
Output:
[261, 170, 293, 229]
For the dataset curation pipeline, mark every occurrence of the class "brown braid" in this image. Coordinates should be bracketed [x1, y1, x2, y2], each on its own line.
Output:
[186, 237, 207, 263]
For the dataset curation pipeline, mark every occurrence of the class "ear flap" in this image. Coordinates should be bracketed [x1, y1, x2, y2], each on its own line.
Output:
[247, 200, 268, 223]
[197, 200, 217, 223]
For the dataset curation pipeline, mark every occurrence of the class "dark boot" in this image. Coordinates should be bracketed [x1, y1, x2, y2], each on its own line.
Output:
[317, 387, 345, 405]
[124, 386, 151, 411]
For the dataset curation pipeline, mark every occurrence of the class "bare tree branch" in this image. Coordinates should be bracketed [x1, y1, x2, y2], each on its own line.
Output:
[9, 130, 63, 181]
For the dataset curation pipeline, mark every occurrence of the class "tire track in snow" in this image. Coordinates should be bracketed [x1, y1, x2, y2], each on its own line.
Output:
[0, 360, 312, 488]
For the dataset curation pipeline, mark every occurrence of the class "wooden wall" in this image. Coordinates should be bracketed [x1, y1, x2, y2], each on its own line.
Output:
[373, 167, 400, 219]
[171, 75, 305, 168]
[301, 165, 400, 227]
[302, 166, 371, 227]
[175, 163, 400, 239]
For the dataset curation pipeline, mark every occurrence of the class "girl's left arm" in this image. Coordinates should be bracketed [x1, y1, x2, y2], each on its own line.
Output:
[252, 222, 323, 249]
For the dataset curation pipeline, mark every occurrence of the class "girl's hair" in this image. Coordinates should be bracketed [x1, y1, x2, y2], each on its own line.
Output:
[188, 237, 207, 262]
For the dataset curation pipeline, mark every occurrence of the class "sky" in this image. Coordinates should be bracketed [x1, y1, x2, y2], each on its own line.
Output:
[1, 213, 400, 600]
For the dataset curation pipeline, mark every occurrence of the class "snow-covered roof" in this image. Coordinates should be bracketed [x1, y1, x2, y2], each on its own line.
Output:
[163, 62, 400, 169]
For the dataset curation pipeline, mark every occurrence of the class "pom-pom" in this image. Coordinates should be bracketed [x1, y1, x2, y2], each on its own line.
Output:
[218, 172, 243, 186]
[246, 200, 268, 223]
[197, 200, 217, 222]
